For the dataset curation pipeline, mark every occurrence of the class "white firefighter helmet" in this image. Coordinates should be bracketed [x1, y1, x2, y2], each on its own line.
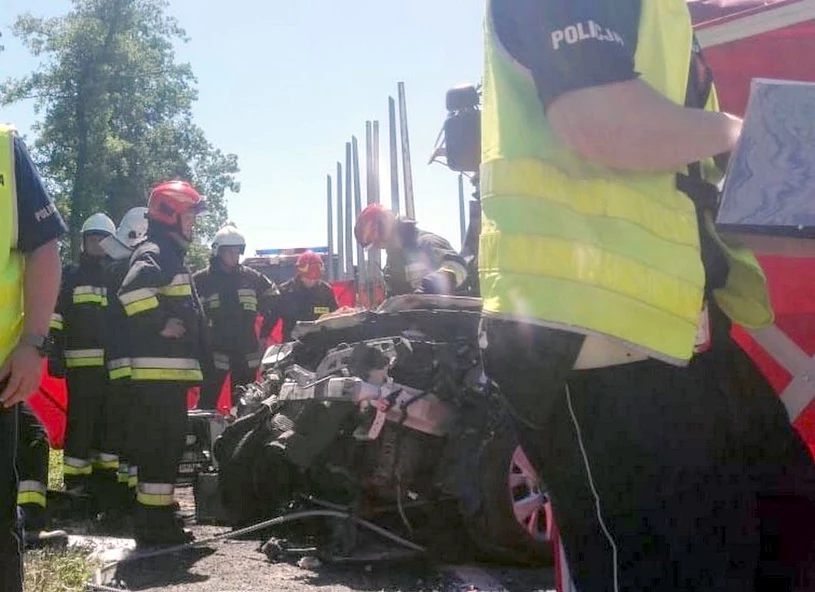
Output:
[211, 223, 246, 255]
[116, 207, 149, 248]
[100, 207, 148, 260]
[81, 212, 116, 236]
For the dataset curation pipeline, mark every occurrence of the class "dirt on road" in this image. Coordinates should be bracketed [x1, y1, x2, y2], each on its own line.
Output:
[82, 486, 555, 592]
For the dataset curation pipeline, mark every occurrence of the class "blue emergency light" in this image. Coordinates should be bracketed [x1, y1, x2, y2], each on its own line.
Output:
[255, 246, 329, 257]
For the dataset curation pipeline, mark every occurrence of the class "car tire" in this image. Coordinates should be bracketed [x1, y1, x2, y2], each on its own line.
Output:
[465, 424, 554, 566]
[218, 423, 272, 527]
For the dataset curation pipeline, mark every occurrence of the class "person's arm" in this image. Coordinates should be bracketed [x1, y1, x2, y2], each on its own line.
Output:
[255, 272, 281, 344]
[0, 242, 62, 406]
[548, 81, 741, 172]
[493, 0, 739, 173]
[118, 249, 171, 335]
[0, 136, 67, 406]
[24, 241, 62, 343]
[415, 233, 468, 294]
[326, 285, 338, 313]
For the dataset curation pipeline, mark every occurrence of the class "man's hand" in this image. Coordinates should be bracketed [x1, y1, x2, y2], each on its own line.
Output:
[0, 345, 44, 407]
[160, 318, 186, 339]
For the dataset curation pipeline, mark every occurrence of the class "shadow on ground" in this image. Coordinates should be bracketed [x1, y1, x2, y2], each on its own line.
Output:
[111, 548, 215, 590]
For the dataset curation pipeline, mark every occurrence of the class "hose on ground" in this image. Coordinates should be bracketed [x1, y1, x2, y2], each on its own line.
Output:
[88, 508, 427, 590]
[86, 584, 129, 592]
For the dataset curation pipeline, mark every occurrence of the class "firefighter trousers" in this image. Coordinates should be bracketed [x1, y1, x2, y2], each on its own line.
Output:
[104, 380, 137, 496]
[0, 386, 23, 592]
[63, 368, 115, 496]
[199, 353, 258, 409]
[131, 382, 187, 534]
[17, 404, 49, 532]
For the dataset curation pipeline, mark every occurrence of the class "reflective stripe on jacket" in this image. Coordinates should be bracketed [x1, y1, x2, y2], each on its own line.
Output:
[193, 261, 278, 357]
[50, 255, 109, 368]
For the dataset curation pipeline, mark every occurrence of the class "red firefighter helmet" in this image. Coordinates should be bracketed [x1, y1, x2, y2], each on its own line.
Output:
[354, 203, 396, 248]
[147, 181, 207, 227]
[296, 251, 325, 281]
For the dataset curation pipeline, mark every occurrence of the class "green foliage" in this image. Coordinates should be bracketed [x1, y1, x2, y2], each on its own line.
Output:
[25, 548, 97, 592]
[1, 0, 239, 260]
[48, 448, 64, 491]
[185, 239, 211, 273]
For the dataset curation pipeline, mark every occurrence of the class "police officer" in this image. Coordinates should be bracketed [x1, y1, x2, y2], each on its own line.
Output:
[480, 1, 815, 590]
[354, 204, 467, 297]
[118, 181, 206, 546]
[16, 404, 67, 547]
[0, 125, 65, 591]
[194, 224, 279, 409]
[49, 213, 117, 506]
[260, 251, 338, 343]
[99, 207, 149, 514]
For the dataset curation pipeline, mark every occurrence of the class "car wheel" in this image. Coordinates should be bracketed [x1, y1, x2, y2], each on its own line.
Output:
[465, 426, 553, 566]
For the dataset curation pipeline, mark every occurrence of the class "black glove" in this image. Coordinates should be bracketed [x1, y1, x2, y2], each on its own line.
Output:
[48, 356, 65, 378]
[415, 271, 454, 295]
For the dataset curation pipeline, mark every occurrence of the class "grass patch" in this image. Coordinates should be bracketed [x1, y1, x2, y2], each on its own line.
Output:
[48, 448, 64, 491]
[24, 547, 97, 592]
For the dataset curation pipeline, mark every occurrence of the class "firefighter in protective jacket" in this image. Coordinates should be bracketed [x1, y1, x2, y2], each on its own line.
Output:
[99, 207, 149, 511]
[354, 204, 467, 297]
[118, 181, 206, 546]
[49, 213, 116, 501]
[259, 250, 338, 343]
[194, 224, 279, 410]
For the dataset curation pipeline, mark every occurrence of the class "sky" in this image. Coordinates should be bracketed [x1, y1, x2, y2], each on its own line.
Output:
[0, 0, 485, 257]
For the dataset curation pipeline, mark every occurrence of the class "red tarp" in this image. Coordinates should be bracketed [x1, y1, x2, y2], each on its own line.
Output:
[689, 0, 815, 454]
[28, 280, 359, 447]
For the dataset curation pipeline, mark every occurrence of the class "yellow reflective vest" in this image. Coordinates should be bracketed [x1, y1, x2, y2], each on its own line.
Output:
[0, 126, 24, 368]
[479, 0, 773, 365]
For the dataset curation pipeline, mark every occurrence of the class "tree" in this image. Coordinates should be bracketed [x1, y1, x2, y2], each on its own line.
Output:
[0, 0, 239, 260]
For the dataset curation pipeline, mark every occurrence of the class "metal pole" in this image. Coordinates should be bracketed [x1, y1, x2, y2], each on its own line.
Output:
[365, 121, 374, 205]
[458, 174, 467, 249]
[370, 121, 382, 306]
[397, 82, 416, 220]
[352, 136, 365, 293]
[326, 174, 334, 281]
[336, 163, 345, 279]
[388, 97, 400, 215]
[344, 142, 354, 280]
[372, 121, 381, 204]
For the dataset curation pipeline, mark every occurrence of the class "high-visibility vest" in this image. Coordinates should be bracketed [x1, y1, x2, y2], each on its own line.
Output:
[479, 0, 773, 365]
[0, 126, 24, 368]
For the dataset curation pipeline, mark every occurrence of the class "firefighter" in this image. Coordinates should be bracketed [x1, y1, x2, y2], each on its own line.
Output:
[354, 204, 467, 297]
[49, 212, 116, 506]
[99, 207, 149, 515]
[17, 404, 67, 547]
[118, 181, 206, 546]
[194, 224, 279, 410]
[259, 250, 338, 343]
